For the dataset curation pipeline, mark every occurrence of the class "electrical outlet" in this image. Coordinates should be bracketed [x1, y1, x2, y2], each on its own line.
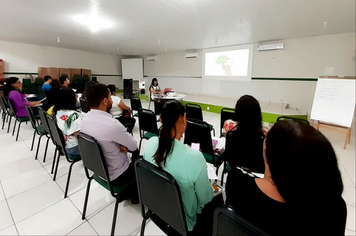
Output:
[207, 106, 210, 111]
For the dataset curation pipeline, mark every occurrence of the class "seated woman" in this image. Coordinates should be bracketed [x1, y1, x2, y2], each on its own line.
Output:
[143, 100, 222, 235]
[149, 78, 162, 101]
[107, 84, 136, 133]
[4, 77, 42, 117]
[54, 88, 83, 156]
[42, 79, 61, 111]
[223, 95, 266, 173]
[225, 120, 347, 235]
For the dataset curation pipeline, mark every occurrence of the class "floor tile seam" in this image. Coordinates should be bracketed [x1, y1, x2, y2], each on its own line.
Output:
[85, 200, 117, 221]
[0, 180, 19, 235]
[9, 196, 65, 225]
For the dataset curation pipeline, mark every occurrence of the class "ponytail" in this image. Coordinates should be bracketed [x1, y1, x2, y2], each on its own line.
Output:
[153, 100, 185, 167]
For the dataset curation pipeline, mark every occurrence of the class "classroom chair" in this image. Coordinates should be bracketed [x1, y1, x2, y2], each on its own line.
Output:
[25, 105, 50, 161]
[77, 132, 135, 236]
[0, 95, 9, 130]
[130, 96, 142, 117]
[37, 107, 53, 162]
[213, 205, 270, 236]
[135, 159, 189, 236]
[138, 108, 159, 152]
[79, 98, 91, 113]
[46, 115, 81, 198]
[276, 116, 310, 125]
[186, 103, 215, 136]
[220, 107, 235, 137]
[184, 118, 223, 177]
[7, 98, 30, 141]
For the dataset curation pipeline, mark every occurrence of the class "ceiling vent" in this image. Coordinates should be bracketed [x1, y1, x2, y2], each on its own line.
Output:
[147, 56, 156, 61]
[184, 52, 199, 58]
[257, 43, 284, 51]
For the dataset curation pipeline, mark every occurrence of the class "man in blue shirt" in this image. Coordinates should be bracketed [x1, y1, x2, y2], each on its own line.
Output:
[41, 75, 52, 92]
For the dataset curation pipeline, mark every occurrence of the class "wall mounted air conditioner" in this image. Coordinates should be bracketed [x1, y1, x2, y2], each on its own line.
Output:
[184, 53, 199, 58]
[147, 56, 156, 61]
[257, 43, 284, 51]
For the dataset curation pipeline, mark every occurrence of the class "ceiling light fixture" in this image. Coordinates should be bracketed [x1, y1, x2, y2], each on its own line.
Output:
[135, 50, 137, 55]
[165, 46, 168, 51]
[157, 39, 160, 45]
[72, 7, 114, 33]
[323, 22, 327, 29]
[117, 47, 120, 52]
[57, 37, 60, 43]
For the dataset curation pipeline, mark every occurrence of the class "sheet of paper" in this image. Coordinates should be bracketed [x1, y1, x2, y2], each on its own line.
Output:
[207, 163, 218, 179]
[191, 143, 200, 150]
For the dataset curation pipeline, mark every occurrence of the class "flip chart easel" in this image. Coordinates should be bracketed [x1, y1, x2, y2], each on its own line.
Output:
[311, 76, 355, 149]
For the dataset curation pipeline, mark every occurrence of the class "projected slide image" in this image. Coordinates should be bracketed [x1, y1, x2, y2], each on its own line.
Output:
[205, 49, 249, 76]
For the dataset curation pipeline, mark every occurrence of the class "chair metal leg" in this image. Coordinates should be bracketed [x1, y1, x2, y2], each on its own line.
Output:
[82, 178, 93, 220]
[213, 128, 215, 137]
[111, 199, 120, 236]
[139, 138, 143, 153]
[7, 116, 12, 133]
[31, 130, 36, 151]
[2, 113, 6, 130]
[16, 121, 22, 141]
[12, 120, 17, 136]
[51, 148, 57, 174]
[64, 161, 76, 198]
[43, 138, 50, 162]
[53, 151, 61, 181]
[35, 134, 44, 160]
[140, 214, 148, 236]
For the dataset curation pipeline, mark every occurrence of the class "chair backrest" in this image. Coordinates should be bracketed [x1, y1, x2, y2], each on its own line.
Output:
[184, 118, 213, 155]
[213, 205, 270, 236]
[79, 98, 91, 113]
[24, 105, 37, 130]
[37, 107, 51, 136]
[0, 95, 8, 111]
[138, 108, 159, 136]
[220, 108, 235, 137]
[46, 115, 68, 157]
[154, 99, 169, 116]
[185, 103, 203, 121]
[77, 132, 114, 194]
[135, 159, 188, 236]
[7, 98, 17, 117]
[130, 96, 142, 112]
[276, 116, 310, 125]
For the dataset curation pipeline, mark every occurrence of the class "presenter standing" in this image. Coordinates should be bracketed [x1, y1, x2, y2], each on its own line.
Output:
[149, 78, 162, 100]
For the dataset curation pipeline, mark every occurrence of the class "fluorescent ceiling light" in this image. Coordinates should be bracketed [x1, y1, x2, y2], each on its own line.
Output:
[72, 14, 113, 33]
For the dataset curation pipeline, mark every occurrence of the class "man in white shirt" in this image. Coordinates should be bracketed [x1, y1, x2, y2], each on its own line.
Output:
[81, 83, 139, 204]
[107, 84, 136, 133]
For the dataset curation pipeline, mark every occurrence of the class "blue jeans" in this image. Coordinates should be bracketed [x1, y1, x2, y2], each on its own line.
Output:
[66, 146, 80, 156]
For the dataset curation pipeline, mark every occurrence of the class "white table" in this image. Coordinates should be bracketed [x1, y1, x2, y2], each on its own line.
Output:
[153, 93, 186, 101]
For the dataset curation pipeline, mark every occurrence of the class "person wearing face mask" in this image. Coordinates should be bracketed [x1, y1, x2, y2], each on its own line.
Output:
[80, 83, 139, 204]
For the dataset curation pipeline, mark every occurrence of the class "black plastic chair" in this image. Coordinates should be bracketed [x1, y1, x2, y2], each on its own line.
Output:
[130, 96, 142, 118]
[25, 105, 50, 161]
[138, 108, 159, 152]
[220, 108, 235, 137]
[37, 107, 54, 163]
[77, 132, 135, 236]
[7, 98, 30, 141]
[184, 118, 222, 176]
[135, 159, 189, 236]
[276, 116, 310, 125]
[0, 95, 9, 130]
[186, 103, 215, 136]
[79, 98, 91, 113]
[213, 205, 270, 236]
[46, 115, 81, 198]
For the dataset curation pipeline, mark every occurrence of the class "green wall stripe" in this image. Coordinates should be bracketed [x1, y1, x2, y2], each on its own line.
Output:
[252, 77, 317, 81]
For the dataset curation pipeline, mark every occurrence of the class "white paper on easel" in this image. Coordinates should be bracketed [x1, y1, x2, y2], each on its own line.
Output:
[207, 164, 218, 179]
[311, 78, 356, 127]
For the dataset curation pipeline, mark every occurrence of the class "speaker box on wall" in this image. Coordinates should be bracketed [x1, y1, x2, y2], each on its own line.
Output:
[123, 78, 133, 99]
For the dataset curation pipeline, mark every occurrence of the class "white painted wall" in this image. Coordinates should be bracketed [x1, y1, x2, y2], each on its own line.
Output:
[143, 33, 356, 114]
[0, 40, 123, 87]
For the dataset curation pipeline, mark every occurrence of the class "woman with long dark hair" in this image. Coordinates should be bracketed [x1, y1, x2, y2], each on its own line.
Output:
[149, 78, 162, 100]
[4, 77, 41, 117]
[54, 88, 83, 156]
[143, 100, 220, 235]
[223, 95, 266, 173]
[226, 120, 346, 235]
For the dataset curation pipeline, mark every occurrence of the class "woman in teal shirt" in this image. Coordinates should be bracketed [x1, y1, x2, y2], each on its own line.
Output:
[143, 100, 219, 235]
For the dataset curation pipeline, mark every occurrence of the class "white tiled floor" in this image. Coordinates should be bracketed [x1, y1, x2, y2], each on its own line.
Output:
[0, 98, 355, 235]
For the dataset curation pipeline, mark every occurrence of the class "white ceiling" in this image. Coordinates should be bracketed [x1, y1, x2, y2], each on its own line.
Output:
[0, 0, 355, 55]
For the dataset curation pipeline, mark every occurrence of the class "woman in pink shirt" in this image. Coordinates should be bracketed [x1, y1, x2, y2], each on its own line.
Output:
[4, 77, 41, 117]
